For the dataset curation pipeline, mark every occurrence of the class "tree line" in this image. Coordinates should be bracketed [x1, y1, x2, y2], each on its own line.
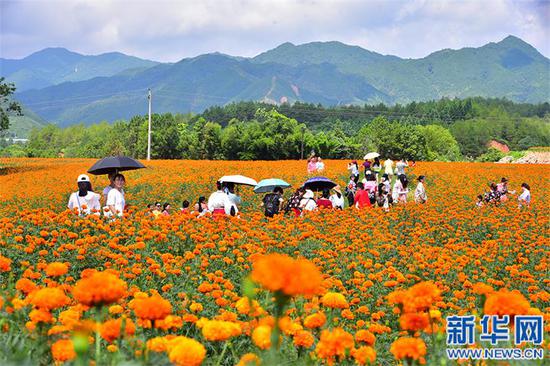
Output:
[2, 97, 549, 161]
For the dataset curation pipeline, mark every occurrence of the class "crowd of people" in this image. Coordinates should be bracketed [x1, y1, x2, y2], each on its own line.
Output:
[477, 177, 531, 208]
[66, 158, 532, 219]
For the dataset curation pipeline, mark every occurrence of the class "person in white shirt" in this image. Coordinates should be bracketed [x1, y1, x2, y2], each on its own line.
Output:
[106, 174, 126, 217]
[68, 174, 101, 215]
[518, 183, 531, 208]
[208, 181, 230, 216]
[396, 159, 408, 176]
[414, 175, 427, 204]
[299, 189, 317, 213]
[224, 183, 242, 216]
[329, 186, 344, 209]
[392, 175, 409, 203]
[102, 172, 116, 202]
[384, 158, 394, 178]
[316, 157, 325, 172]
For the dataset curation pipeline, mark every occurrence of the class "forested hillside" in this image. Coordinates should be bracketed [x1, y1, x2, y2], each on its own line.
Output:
[4, 97, 548, 161]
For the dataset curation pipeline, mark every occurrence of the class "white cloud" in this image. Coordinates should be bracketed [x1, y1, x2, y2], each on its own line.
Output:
[0, 0, 548, 62]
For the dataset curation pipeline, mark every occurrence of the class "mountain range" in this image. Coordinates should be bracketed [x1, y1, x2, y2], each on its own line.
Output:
[2, 35, 549, 136]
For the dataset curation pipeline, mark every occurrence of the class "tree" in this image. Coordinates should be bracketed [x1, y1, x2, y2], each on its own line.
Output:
[0, 77, 22, 132]
[421, 125, 461, 161]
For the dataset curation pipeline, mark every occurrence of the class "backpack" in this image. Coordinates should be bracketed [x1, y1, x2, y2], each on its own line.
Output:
[264, 193, 280, 217]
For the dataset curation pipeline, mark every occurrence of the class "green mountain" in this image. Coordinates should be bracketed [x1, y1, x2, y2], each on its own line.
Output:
[6, 105, 47, 138]
[11, 35, 550, 131]
[253, 36, 550, 103]
[1, 47, 159, 91]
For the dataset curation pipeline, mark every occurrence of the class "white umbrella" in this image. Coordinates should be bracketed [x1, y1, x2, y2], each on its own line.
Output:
[364, 152, 380, 160]
[219, 175, 258, 186]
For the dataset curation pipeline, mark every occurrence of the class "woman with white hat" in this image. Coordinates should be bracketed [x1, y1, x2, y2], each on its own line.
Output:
[299, 189, 318, 213]
[67, 174, 101, 216]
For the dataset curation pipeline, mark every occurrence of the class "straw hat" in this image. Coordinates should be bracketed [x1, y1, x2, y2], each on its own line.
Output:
[333, 185, 342, 194]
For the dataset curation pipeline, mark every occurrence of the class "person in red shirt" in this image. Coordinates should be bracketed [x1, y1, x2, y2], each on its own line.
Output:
[316, 188, 333, 209]
[354, 182, 371, 209]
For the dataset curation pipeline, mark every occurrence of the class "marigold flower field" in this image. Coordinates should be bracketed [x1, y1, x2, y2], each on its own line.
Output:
[0, 158, 548, 365]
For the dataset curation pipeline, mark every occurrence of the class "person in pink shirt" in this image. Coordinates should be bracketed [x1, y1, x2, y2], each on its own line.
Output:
[307, 157, 318, 174]
[363, 171, 378, 205]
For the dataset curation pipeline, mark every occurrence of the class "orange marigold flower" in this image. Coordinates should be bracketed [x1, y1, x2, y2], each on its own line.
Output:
[199, 319, 242, 341]
[109, 305, 123, 315]
[315, 328, 354, 364]
[29, 308, 53, 323]
[51, 339, 76, 362]
[45, 262, 68, 277]
[321, 292, 349, 309]
[236, 353, 261, 366]
[304, 312, 326, 329]
[399, 312, 430, 331]
[189, 302, 203, 313]
[59, 309, 81, 328]
[484, 288, 530, 319]
[355, 330, 376, 345]
[72, 271, 127, 306]
[472, 283, 494, 296]
[28, 287, 70, 310]
[0, 255, 12, 272]
[252, 325, 272, 350]
[352, 346, 377, 365]
[293, 329, 315, 348]
[155, 315, 183, 331]
[235, 297, 262, 315]
[390, 337, 426, 361]
[131, 293, 172, 320]
[100, 317, 136, 343]
[15, 278, 38, 294]
[251, 253, 322, 296]
[146, 336, 168, 352]
[168, 337, 206, 366]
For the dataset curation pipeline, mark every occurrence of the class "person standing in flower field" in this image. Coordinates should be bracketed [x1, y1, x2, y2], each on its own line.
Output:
[106, 173, 126, 217]
[354, 182, 371, 209]
[414, 175, 427, 204]
[372, 157, 382, 182]
[395, 158, 408, 177]
[517, 183, 531, 208]
[307, 156, 317, 174]
[262, 187, 284, 218]
[384, 158, 394, 181]
[316, 157, 325, 172]
[67, 174, 100, 215]
[102, 172, 118, 203]
[208, 181, 230, 217]
[392, 175, 409, 204]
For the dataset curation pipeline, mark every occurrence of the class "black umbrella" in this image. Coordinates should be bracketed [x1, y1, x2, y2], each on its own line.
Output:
[87, 156, 145, 175]
[302, 176, 337, 191]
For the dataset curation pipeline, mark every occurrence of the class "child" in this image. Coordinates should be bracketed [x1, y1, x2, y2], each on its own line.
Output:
[414, 175, 427, 204]
[518, 183, 531, 208]
[181, 200, 190, 213]
[476, 195, 484, 208]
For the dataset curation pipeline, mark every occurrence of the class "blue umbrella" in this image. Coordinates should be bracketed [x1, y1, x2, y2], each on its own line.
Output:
[254, 178, 291, 193]
[303, 176, 336, 191]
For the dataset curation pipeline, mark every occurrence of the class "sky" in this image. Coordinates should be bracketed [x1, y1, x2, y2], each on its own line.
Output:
[1, 0, 548, 62]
